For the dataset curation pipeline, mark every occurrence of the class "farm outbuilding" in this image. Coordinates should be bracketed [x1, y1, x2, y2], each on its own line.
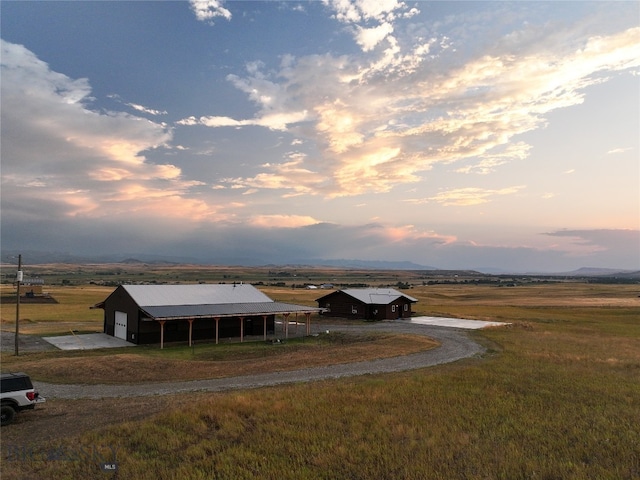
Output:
[94, 284, 321, 348]
[316, 288, 418, 320]
[19, 278, 44, 296]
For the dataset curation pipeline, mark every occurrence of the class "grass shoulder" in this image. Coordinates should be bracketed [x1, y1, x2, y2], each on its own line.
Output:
[1, 332, 438, 385]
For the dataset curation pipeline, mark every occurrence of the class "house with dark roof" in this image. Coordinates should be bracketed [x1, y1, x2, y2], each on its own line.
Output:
[315, 288, 418, 320]
[94, 284, 321, 348]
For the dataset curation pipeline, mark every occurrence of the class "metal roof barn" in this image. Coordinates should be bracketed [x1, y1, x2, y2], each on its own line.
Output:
[95, 284, 322, 348]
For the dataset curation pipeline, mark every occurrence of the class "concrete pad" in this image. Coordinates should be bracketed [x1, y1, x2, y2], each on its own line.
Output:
[408, 316, 509, 329]
[43, 333, 135, 351]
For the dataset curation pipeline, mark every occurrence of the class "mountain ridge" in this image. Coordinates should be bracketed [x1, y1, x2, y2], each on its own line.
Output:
[1, 250, 637, 276]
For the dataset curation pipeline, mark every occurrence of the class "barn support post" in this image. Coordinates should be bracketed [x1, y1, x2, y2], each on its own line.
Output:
[283, 313, 290, 339]
[214, 317, 220, 344]
[262, 315, 268, 341]
[305, 312, 311, 335]
[158, 320, 166, 349]
[239, 317, 245, 342]
[295, 313, 298, 334]
[188, 319, 194, 347]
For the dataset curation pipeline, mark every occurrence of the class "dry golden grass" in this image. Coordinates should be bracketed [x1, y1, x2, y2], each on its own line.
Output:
[504, 320, 640, 370]
[1, 334, 438, 384]
[1, 279, 639, 480]
[0, 285, 109, 335]
[1, 283, 637, 335]
[415, 283, 640, 307]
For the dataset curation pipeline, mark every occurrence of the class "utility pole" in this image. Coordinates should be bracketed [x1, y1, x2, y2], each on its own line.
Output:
[15, 254, 22, 356]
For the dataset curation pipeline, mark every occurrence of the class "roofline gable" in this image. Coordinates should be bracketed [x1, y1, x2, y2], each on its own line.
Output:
[317, 288, 418, 305]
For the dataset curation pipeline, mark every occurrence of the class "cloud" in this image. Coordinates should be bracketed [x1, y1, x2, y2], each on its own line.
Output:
[177, 16, 639, 199]
[455, 142, 532, 175]
[2, 5, 638, 274]
[248, 215, 321, 229]
[126, 103, 168, 116]
[0, 39, 224, 224]
[379, 224, 457, 245]
[189, 0, 231, 23]
[324, 0, 413, 24]
[544, 229, 640, 258]
[177, 110, 309, 131]
[408, 186, 526, 207]
[222, 153, 326, 198]
[354, 22, 395, 52]
[323, 0, 418, 52]
[607, 147, 632, 154]
[3, 194, 636, 269]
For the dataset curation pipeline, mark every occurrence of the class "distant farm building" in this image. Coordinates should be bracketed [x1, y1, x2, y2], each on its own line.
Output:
[19, 278, 44, 296]
[7, 277, 58, 304]
[316, 288, 417, 320]
[94, 284, 322, 348]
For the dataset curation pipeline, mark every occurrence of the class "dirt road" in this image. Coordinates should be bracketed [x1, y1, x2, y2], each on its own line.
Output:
[32, 322, 484, 399]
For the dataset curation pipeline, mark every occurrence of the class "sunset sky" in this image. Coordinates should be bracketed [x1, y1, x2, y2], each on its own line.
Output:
[1, 1, 638, 272]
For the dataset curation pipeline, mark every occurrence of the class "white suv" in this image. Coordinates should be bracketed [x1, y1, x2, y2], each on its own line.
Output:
[1, 372, 45, 426]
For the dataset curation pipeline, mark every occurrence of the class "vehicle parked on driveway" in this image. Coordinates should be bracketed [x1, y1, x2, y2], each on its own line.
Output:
[1, 372, 45, 426]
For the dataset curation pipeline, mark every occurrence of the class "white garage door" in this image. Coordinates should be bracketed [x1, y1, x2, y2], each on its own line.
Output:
[114, 311, 127, 340]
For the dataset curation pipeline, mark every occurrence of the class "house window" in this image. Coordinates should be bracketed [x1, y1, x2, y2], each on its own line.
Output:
[404, 304, 408, 311]
[391, 305, 396, 313]
[351, 306, 358, 314]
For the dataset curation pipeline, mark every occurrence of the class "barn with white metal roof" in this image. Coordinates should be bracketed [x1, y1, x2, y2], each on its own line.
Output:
[316, 288, 417, 320]
[95, 284, 321, 348]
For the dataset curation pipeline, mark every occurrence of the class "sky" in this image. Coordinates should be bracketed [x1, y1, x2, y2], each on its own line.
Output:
[1, 0, 639, 272]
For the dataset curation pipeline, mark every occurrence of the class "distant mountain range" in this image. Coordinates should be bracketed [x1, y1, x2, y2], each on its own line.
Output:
[553, 267, 640, 278]
[1, 250, 637, 277]
[473, 266, 639, 277]
[290, 258, 437, 270]
[0, 251, 436, 270]
[0, 250, 198, 266]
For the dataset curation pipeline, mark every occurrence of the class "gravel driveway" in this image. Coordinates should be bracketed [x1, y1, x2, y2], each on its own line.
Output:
[1, 330, 57, 353]
[33, 322, 484, 399]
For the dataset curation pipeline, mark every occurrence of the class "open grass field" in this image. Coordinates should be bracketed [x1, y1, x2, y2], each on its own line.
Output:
[1, 273, 639, 479]
[2, 262, 456, 288]
[0, 285, 109, 336]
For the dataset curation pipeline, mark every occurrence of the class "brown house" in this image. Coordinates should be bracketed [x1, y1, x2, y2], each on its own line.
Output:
[316, 288, 417, 320]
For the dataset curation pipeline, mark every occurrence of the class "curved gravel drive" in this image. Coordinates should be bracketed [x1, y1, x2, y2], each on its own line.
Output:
[34, 323, 484, 400]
